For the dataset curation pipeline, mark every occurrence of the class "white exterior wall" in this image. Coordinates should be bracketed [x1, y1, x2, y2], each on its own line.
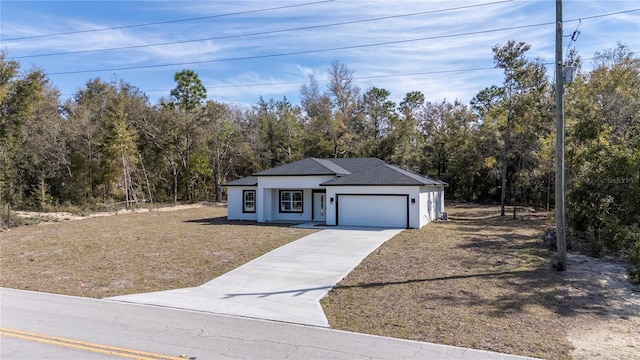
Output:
[257, 175, 334, 223]
[419, 185, 445, 227]
[227, 186, 258, 221]
[229, 175, 445, 228]
[436, 187, 445, 217]
[267, 188, 313, 222]
[325, 185, 422, 228]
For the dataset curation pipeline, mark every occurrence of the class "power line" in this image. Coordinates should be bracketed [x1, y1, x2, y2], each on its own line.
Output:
[57, 53, 633, 97]
[38, 22, 582, 76]
[11, 0, 514, 59]
[42, 7, 640, 77]
[2, 0, 335, 41]
[44, 23, 551, 76]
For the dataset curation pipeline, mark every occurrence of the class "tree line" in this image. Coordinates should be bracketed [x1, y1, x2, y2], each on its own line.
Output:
[1, 41, 638, 271]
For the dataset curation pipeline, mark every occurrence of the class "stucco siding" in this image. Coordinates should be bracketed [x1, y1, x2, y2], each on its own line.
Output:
[419, 185, 445, 227]
[227, 186, 258, 221]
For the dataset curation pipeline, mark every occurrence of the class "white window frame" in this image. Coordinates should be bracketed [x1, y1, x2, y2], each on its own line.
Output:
[243, 190, 256, 213]
[279, 190, 303, 213]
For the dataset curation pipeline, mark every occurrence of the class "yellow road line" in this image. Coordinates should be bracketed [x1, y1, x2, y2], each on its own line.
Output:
[0, 328, 188, 360]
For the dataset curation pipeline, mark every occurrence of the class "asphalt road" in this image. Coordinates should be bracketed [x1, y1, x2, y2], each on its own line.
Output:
[0, 288, 537, 360]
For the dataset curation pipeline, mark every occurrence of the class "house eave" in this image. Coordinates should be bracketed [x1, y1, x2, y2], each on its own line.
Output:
[322, 183, 426, 186]
[255, 173, 339, 177]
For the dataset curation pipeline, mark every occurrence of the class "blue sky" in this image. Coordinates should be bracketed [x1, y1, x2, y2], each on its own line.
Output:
[2, 0, 639, 107]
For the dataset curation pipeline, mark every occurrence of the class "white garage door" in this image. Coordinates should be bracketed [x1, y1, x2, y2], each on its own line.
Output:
[337, 194, 408, 228]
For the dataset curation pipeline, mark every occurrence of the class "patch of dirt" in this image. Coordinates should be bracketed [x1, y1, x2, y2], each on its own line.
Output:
[563, 253, 640, 360]
[11, 202, 214, 223]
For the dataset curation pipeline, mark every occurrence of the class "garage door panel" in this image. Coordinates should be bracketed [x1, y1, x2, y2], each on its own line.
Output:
[337, 195, 407, 228]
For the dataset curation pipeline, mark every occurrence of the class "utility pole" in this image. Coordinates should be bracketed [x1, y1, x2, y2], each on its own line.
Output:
[555, 0, 567, 271]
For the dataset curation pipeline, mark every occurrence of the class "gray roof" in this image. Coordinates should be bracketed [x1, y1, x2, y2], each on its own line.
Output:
[321, 163, 447, 186]
[223, 176, 258, 186]
[325, 157, 386, 173]
[252, 158, 351, 176]
[223, 158, 446, 187]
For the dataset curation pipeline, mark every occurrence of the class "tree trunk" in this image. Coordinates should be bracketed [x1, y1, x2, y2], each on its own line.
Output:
[40, 176, 46, 209]
[500, 101, 513, 217]
[122, 153, 129, 208]
[500, 154, 508, 217]
[138, 151, 153, 208]
[214, 163, 222, 203]
[172, 164, 178, 203]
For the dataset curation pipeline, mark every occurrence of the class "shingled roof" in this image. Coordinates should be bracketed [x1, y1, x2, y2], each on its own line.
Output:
[252, 158, 348, 176]
[223, 158, 446, 187]
[321, 163, 446, 186]
[223, 175, 258, 186]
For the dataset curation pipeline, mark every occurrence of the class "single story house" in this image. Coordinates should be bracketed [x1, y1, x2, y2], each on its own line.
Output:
[223, 157, 447, 229]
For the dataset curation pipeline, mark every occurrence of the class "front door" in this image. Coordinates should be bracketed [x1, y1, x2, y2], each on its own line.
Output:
[313, 192, 326, 222]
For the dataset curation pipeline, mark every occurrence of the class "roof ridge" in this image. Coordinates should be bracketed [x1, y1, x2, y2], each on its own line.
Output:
[381, 163, 419, 182]
[313, 158, 351, 175]
[384, 163, 447, 185]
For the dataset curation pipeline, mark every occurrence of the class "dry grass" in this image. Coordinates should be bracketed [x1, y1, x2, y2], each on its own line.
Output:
[322, 204, 574, 359]
[0, 205, 315, 298]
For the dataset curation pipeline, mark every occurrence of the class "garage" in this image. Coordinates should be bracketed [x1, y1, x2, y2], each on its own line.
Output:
[336, 194, 408, 228]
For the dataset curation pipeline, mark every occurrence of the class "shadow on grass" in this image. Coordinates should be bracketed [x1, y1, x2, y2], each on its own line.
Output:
[455, 217, 638, 319]
[336, 214, 639, 322]
[338, 258, 637, 320]
[335, 270, 531, 289]
[184, 216, 300, 228]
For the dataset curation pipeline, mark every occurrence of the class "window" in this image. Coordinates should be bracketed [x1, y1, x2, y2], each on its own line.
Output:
[243, 190, 256, 213]
[280, 190, 303, 213]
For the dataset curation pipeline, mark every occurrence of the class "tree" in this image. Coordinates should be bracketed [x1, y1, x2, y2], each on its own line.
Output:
[1, 53, 29, 206]
[491, 40, 552, 217]
[0, 60, 65, 209]
[566, 44, 640, 258]
[168, 69, 207, 201]
[99, 82, 147, 207]
[299, 62, 362, 159]
[384, 91, 425, 170]
[170, 69, 207, 113]
[202, 101, 242, 202]
[62, 79, 115, 204]
[360, 86, 396, 158]
[300, 75, 335, 158]
[326, 60, 362, 156]
[134, 102, 183, 203]
[470, 86, 506, 203]
[420, 100, 481, 200]
[253, 97, 304, 168]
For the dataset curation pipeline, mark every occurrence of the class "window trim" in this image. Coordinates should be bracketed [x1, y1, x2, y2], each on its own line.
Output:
[279, 190, 304, 213]
[242, 190, 256, 213]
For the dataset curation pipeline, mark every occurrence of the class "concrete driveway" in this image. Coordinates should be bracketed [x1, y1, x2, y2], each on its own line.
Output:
[108, 226, 403, 327]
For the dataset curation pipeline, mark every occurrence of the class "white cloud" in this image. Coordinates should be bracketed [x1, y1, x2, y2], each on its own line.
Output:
[3, 0, 637, 106]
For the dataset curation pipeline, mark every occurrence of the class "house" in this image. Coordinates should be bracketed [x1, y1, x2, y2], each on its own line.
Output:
[223, 157, 447, 229]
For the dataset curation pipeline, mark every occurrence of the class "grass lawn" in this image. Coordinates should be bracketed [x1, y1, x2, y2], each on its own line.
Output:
[321, 204, 575, 360]
[0, 205, 316, 298]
